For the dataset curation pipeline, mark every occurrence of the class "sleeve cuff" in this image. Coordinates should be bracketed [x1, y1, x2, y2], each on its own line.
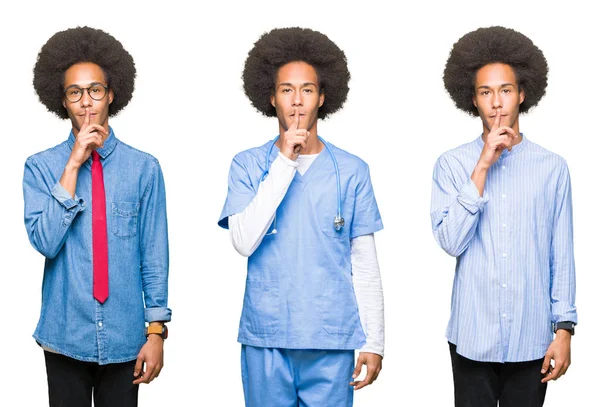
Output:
[552, 305, 578, 325]
[51, 182, 85, 210]
[457, 179, 489, 215]
[277, 152, 300, 168]
[145, 307, 172, 323]
[359, 344, 384, 358]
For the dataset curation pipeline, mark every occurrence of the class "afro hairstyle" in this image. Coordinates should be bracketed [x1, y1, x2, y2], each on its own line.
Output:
[443, 26, 548, 116]
[243, 27, 350, 119]
[33, 26, 136, 119]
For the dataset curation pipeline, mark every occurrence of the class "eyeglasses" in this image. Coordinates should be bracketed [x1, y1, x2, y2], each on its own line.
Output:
[64, 83, 109, 103]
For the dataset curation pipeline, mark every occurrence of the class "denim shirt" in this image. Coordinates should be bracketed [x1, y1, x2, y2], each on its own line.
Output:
[23, 128, 171, 365]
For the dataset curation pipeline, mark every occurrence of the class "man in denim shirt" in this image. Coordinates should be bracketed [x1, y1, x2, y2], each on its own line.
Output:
[23, 27, 170, 407]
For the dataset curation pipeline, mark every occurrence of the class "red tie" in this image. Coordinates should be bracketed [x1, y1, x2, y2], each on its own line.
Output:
[92, 151, 109, 303]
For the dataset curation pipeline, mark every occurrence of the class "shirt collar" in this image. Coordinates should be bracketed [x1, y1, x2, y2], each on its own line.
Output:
[475, 132, 528, 158]
[67, 126, 118, 159]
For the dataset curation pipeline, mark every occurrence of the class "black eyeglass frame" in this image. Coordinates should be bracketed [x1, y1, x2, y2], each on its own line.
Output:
[63, 83, 109, 103]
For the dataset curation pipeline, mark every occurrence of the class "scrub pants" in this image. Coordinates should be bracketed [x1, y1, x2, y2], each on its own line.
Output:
[241, 345, 355, 407]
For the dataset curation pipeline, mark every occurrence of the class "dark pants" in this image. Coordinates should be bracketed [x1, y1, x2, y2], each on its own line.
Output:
[44, 351, 139, 407]
[449, 343, 547, 407]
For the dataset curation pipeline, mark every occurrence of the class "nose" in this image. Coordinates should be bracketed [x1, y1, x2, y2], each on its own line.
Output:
[292, 90, 303, 107]
[80, 88, 93, 107]
[492, 92, 502, 109]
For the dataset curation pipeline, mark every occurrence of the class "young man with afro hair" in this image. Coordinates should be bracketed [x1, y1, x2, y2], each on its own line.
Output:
[431, 26, 577, 406]
[218, 27, 384, 406]
[23, 27, 171, 407]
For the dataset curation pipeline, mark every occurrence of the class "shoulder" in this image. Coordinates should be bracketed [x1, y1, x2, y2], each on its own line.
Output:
[525, 138, 568, 167]
[114, 139, 164, 180]
[25, 140, 70, 167]
[231, 140, 272, 164]
[326, 142, 370, 174]
[436, 138, 480, 165]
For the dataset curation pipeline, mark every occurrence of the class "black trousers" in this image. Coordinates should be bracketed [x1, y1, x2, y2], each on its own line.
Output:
[44, 351, 139, 407]
[449, 343, 547, 407]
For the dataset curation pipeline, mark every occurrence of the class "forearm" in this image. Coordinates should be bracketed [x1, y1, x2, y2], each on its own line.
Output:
[470, 162, 489, 197]
[24, 160, 85, 258]
[140, 162, 171, 323]
[59, 160, 81, 198]
[229, 153, 297, 257]
[431, 179, 488, 257]
[550, 162, 577, 324]
[352, 234, 384, 357]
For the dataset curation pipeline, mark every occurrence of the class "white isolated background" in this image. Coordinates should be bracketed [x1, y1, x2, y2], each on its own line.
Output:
[1, 0, 598, 405]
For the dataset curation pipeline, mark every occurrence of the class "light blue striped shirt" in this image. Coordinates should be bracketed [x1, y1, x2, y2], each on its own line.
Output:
[431, 135, 577, 363]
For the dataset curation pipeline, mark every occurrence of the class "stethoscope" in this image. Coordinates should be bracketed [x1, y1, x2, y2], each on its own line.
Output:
[262, 135, 344, 235]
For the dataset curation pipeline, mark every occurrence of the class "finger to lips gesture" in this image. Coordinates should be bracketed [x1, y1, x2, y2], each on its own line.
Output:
[480, 109, 517, 168]
[69, 109, 107, 168]
[281, 107, 309, 160]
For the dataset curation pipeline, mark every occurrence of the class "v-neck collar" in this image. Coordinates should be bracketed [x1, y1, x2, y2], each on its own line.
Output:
[268, 137, 329, 186]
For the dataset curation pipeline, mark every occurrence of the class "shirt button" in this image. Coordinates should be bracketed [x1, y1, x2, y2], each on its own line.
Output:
[502, 313, 507, 318]
[98, 321, 103, 327]
[502, 283, 507, 288]
[502, 224, 507, 228]
[502, 194, 506, 199]
[502, 253, 507, 258]
[502, 165, 506, 170]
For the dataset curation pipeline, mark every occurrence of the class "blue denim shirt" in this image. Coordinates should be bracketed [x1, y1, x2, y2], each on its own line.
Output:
[23, 128, 171, 365]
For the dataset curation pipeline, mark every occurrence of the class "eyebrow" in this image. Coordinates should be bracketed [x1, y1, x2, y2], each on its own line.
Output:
[277, 82, 318, 88]
[476, 83, 516, 90]
[64, 81, 106, 89]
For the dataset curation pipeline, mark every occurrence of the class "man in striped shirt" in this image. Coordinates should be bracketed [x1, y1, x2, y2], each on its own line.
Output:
[431, 26, 577, 407]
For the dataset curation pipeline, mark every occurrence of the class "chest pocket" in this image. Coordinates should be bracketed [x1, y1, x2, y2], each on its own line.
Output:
[111, 202, 139, 238]
[321, 193, 354, 240]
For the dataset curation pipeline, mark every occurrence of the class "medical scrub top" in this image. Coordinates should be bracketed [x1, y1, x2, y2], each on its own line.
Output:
[219, 139, 383, 350]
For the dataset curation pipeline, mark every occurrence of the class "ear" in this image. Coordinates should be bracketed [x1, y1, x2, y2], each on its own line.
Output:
[62, 98, 66, 109]
[472, 94, 478, 108]
[270, 94, 275, 108]
[519, 88, 525, 105]
[319, 91, 325, 108]
[108, 89, 114, 105]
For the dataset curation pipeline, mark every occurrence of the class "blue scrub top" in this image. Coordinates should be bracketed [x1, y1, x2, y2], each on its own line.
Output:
[219, 139, 383, 350]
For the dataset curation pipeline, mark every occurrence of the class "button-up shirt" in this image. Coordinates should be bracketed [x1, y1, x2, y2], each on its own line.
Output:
[23, 128, 171, 365]
[431, 135, 577, 363]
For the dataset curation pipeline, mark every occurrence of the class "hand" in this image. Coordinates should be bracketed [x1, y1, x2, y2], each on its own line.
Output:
[280, 107, 308, 160]
[349, 352, 382, 390]
[133, 334, 164, 384]
[67, 109, 108, 169]
[541, 330, 571, 383]
[477, 111, 518, 169]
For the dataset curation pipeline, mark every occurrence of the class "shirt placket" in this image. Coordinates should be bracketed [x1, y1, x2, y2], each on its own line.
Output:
[498, 154, 511, 361]
[95, 301, 107, 363]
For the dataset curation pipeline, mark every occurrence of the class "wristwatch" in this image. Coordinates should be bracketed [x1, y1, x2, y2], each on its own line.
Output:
[553, 321, 575, 336]
[145, 324, 168, 339]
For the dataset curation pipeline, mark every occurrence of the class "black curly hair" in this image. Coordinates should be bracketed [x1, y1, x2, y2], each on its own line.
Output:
[243, 27, 350, 119]
[443, 26, 548, 116]
[33, 26, 136, 119]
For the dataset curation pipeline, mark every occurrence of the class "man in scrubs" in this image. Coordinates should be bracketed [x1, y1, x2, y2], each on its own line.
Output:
[431, 26, 577, 406]
[23, 27, 170, 407]
[219, 27, 384, 406]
